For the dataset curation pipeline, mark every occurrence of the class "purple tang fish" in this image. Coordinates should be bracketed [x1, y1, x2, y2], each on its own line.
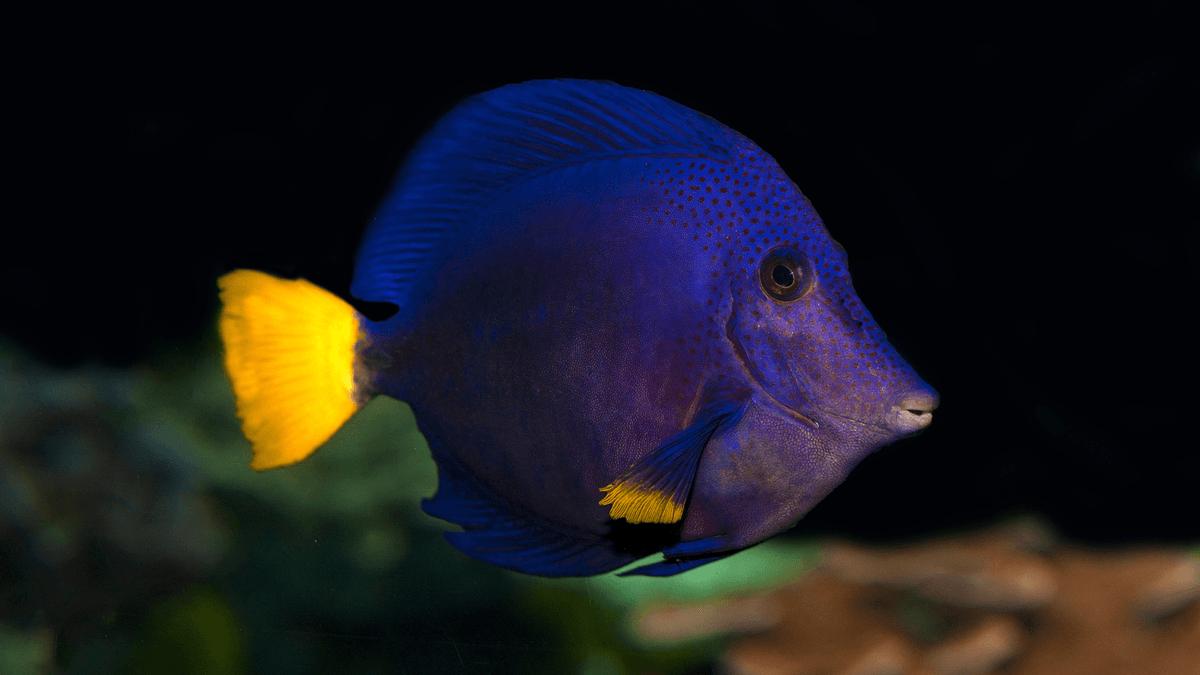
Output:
[217, 79, 938, 577]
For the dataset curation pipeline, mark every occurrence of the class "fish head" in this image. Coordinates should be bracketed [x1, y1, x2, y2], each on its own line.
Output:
[722, 189, 938, 446]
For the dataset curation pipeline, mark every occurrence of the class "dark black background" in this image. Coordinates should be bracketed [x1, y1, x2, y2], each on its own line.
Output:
[12, 2, 1198, 546]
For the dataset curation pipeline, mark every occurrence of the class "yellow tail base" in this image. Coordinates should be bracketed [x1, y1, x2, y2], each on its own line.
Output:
[218, 269, 364, 470]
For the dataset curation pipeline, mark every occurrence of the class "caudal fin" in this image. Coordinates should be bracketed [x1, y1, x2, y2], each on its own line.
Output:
[218, 269, 366, 470]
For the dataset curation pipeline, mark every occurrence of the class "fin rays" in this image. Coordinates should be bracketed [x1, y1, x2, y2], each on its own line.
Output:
[600, 392, 747, 525]
[423, 446, 645, 577]
[218, 270, 365, 470]
[351, 79, 730, 309]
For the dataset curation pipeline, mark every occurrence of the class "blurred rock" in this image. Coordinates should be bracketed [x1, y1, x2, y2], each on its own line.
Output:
[631, 519, 1200, 675]
[720, 574, 918, 675]
[1014, 546, 1200, 675]
[822, 522, 1059, 610]
[918, 616, 1022, 675]
[636, 596, 783, 644]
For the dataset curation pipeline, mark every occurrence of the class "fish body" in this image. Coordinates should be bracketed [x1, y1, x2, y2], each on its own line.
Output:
[218, 80, 938, 577]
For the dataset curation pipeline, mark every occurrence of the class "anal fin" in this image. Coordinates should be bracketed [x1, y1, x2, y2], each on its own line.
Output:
[422, 451, 642, 577]
[618, 552, 733, 577]
[618, 534, 743, 576]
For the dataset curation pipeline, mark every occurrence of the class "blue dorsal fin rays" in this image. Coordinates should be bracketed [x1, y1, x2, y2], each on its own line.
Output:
[599, 389, 748, 524]
[351, 79, 732, 313]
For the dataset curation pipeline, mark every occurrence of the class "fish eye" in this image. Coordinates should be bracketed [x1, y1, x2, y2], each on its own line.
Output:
[771, 264, 794, 288]
[759, 247, 813, 302]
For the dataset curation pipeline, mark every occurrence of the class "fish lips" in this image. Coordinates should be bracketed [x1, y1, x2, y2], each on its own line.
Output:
[885, 389, 939, 435]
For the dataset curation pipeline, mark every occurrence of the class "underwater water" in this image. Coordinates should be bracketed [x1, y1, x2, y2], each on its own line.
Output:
[7, 4, 1199, 673]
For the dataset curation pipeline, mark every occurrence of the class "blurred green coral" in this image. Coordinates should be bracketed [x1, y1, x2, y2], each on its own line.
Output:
[121, 586, 247, 675]
[0, 625, 54, 675]
[140, 350, 439, 525]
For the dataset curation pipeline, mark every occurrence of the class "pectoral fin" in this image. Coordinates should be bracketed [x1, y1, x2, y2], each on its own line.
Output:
[600, 392, 746, 524]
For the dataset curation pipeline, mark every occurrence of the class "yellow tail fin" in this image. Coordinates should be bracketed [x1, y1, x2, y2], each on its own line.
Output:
[218, 269, 364, 470]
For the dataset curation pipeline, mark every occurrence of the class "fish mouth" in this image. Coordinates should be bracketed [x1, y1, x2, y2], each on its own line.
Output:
[752, 388, 938, 443]
[790, 390, 939, 439]
[746, 364, 938, 437]
[883, 390, 939, 435]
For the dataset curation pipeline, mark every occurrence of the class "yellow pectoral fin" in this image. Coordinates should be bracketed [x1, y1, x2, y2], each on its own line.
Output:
[597, 404, 735, 525]
[218, 269, 364, 470]
[599, 480, 685, 525]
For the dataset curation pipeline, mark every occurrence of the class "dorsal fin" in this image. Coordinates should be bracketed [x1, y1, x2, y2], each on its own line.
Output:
[350, 79, 732, 311]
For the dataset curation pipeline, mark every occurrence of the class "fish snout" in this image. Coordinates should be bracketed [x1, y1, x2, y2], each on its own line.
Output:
[884, 386, 939, 435]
